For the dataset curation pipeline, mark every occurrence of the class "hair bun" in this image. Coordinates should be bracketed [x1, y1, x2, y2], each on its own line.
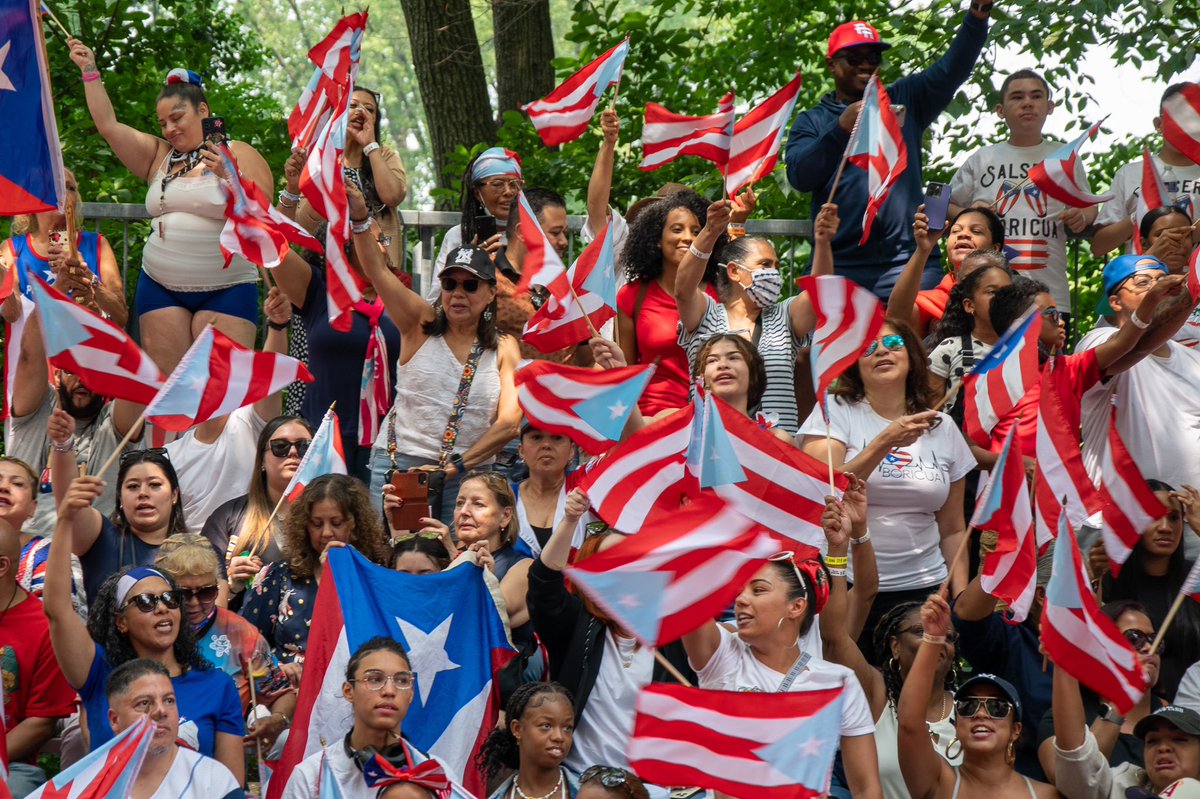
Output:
[165, 68, 205, 88]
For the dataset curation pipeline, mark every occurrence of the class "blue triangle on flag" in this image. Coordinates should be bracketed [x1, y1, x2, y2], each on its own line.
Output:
[580, 225, 618, 311]
[700, 396, 748, 488]
[572, 371, 653, 441]
[149, 332, 214, 417]
[567, 568, 668, 645]
[754, 694, 844, 788]
[684, 390, 705, 476]
[28, 278, 92, 356]
[1045, 514, 1084, 611]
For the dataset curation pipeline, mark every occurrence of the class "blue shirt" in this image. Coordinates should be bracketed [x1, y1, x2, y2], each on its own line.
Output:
[80, 643, 244, 755]
[7, 231, 103, 298]
[78, 518, 162, 608]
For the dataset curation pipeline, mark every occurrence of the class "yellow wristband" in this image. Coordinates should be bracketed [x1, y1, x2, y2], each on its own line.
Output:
[824, 555, 849, 568]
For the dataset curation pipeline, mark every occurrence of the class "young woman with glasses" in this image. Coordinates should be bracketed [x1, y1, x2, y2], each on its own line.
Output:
[898, 593, 1060, 799]
[45, 480, 244, 779]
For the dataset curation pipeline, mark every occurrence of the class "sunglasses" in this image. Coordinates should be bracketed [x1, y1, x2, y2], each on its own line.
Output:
[1123, 628, 1164, 654]
[835, 50, 883, 68]
[177, 585, 219, 603]
[954, 697, 1013, 719]
[767, 551, 810, 598]
[580, 767, 636, 794]
[121, 447, 169, 465]
[350, 670, 415, 691]
[440, 276, 482, 293]
[268, 438, 311, 458]
[121, 590, 181, 613]
[863, 334, 905, 357]
[1041, 307, 1061, 323]
[902, 626, 960, 644]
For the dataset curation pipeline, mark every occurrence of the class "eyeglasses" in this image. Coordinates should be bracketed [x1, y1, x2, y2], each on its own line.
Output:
[1119, 273, 1161, 293]
[177, 585, 219, 603]
[580, 767, 636, 795]
[834, 50, 883, 68]
[767, 551, 809, 598]
[440, 276, 482, 293]
[954, 697, 1013, 719]
[478, 178, 524, 193]
[350, 670, 415, 691]
[268, 438, 311, 458]
[901, 626, 960, 644]
[862, 334, 905, 357]
[1040, 307, 1061, 323]
[121, 447, 169, 465]
[121, 590, 181, 613]
[1123, 628, 1164, 654]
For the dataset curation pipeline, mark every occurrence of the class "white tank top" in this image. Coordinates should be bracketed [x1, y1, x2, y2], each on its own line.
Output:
[142, 156, 258, 290]
[875, 702, 960, 799]
[375, 335, 501, 461]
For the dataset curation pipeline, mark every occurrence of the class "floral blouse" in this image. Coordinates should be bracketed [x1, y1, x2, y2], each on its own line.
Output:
[239, 561, 318, 665]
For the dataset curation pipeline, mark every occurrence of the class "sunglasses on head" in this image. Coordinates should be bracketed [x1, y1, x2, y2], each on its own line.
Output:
[177, 585, 219, 603]
[121, 590, 181, 613]
[863, 334, 905, 357]
[268, 438, 311, 458]
[440, 276, 482, 293]
[767, 551, 810, 598]
[1123, 628, 1164, 654]
[954, 696, 1013, 720]
[580, 767, 636, 794]
[835, 50, 883, 68]
[121, 447, 169, 465]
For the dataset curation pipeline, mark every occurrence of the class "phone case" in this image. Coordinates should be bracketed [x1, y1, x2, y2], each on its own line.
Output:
[387, 471, 430, 532]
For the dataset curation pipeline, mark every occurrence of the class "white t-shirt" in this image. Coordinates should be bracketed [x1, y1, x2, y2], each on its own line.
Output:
[565, 631, 653, 773]
[150, 747, 241, 799]
[1177, 661, 1200, 715]
[950, 140, 1089, 310]
[798, 397, 976, 592]
[166, 405, 267, 535]
[694, 626, 874, 738]
[1095, 154, 1200, 232]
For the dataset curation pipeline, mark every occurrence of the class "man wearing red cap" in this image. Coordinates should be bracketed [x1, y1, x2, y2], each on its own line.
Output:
[785, 3, 995, 299]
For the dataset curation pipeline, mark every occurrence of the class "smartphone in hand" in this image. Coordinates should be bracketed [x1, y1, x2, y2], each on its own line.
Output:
[923, 181, 953, 231]
[202, 116, 228, 147]
[387, 470, 431, 532]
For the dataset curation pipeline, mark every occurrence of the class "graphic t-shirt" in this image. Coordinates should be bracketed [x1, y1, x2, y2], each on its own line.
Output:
[0, 597, 78, 762]
[1096, 154, 1200, 234]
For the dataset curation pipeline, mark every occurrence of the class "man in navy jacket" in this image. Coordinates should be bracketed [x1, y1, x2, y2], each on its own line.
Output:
[785, 3, 995, 299]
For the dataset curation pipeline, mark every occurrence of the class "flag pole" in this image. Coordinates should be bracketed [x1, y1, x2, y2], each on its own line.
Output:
[824, 421, 836, 495]
[653, 650, 692, 687]
[566, 280, 602, 339]
[826, 157, 850, 205]
[92, 409, 150, 479]
[243, 657, 268, 771]
[938, 526, 974, 598]
[608, 36, 629, 112]
[1149, 590, 1188, 654]
[987, 177, 1030, 210]
[40, 2, 74, 39]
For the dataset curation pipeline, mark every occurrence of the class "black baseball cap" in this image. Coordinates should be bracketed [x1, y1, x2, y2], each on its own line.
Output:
[1134, 706, 1200, 739]
[439, 245, 496, 283]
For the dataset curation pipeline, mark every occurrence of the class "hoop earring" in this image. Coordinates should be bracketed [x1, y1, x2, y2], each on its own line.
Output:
[1005, 739, 1015, 765]
[944, 738, 962, 760]
[887, 657, 898, 672]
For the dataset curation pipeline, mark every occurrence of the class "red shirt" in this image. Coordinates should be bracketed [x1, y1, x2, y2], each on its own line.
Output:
[988, 349, 1101, 455]
[916, 273, 957, 332]
[1, 593, 78, 761]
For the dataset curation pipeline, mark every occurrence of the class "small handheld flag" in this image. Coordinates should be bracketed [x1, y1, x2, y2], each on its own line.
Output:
[522, 38, 630, 147]
[724, 73, 803, 198]
[842, 74, 907, 244]
[1027, 118, 1114, 208]
[516, 360, 654, 455]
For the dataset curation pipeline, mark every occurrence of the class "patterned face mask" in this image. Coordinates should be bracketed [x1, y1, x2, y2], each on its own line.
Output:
[741, 266, 783, 308]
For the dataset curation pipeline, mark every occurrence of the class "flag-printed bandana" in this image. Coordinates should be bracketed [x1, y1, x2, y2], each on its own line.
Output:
[356, 297, 390, 447]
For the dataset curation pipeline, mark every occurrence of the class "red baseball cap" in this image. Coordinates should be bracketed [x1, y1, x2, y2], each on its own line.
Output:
[827, 21, 892, 59]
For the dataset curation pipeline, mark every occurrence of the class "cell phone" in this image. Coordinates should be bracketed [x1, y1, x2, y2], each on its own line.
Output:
[386, 470, 430, 532]
[202, 116, 228, 146]
[473, 214, 497, 242]
[890, 104, 907, 127]
[923, 181, 953, 230]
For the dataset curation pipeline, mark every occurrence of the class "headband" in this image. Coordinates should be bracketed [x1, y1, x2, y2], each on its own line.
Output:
[165, 68, 205, 89]
[796, 559, 830, 615]
[115, 567, 169, 609]
[471, 147, 522, 182]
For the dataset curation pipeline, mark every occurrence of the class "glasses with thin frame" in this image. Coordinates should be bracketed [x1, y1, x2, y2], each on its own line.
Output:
[350, 670, 416, 691]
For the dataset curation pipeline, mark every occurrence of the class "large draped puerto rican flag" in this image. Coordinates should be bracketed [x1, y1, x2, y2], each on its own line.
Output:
[522, 38, 629, 146]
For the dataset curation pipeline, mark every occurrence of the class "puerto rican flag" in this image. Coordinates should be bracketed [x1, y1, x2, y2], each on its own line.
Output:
[521, 38, 629, 147]
[516, 360, 654, 455]
[724, 73, 803, 198]
[266, 547, 515, 799]
[1, 676, 8, 796]
[25, 716, 156, 799]
[844, 74, 907, 245]
[523, 221, 618, 352]
[963, 306, 1040, 447]
[26, 274, 165, 404]
[971, 426, 1037, 622]
[144, 325, 313, 431]
[1004, 237, 1050, 270]
[1161, 82, 1200, 166]
[1041, 512, 1147, 714]
[1099, 404, 1168, 574]
[514, 191, 567, 293]
[565, 495, 778, 646]
[1182, 558, 1200, 602]
[798, 275, 884, 421]
[287, 12, 367, 150]
[628, 684, 845, 799]
[283, 405, 347, 501]
[1027, 119, 1113, 208]
[1187, 244, 1199, 305]
[640, 93, 735, 171]
[1131, 147, 1170, 255]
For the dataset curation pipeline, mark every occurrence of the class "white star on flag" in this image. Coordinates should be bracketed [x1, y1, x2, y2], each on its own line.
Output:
[395, 613, 461, 705]
[799, 735, 828, 757]
[0, 42, 15, 92]
[608, 400, 627, 420]
[617, 593, 642, 610]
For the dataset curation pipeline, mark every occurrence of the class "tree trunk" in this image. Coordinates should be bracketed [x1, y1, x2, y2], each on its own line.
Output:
[492, 0, 556, 113]
[397, 0, 496, 193]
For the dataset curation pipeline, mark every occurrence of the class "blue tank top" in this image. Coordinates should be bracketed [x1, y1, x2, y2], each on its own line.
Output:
[9, 231, 104, 298]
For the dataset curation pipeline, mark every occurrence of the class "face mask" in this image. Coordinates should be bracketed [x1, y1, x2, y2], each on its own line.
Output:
[740, 267, 783, 307]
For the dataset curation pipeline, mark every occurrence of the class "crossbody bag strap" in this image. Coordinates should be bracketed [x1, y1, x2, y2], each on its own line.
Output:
[438, 341, 486, 467]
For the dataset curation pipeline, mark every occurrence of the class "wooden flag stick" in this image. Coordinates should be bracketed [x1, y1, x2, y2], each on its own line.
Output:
[566, 280, 601, 339]
[987, 177, 1030, 210]
[1149, 590, 1187, 655]
[608, 36, 629, 111]
[41, 2, 73, 39]
[654, 649, 692, 687]
[92, 409, 150, 479]
[243, 657, 267, 770]
[826, 157, 850, 205]
[824, 420, 837, 495]
[938, 526, 975, 598]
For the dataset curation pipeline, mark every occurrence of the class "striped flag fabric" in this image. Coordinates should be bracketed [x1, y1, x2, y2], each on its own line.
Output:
[1027, 119, 1114, 208]
[25, 716, 156, 799]
[798, 275, 885, 421]
[27, 274, 165, 404]
[1099, 405, 1168, 574]
[702, 394, 846, 553]
[565, 495, 778, 646]
[0, 675, 7, 796]
[1182, 558, 1200, 602]
[287, 12, 368, 150]
[144, 325, 313, 431]
[845, 74, 907, 245]
[1161, 82, 1200, 166]
[963, 306, 1040, 447]
[628, 684, 844, 799]
[516, 360, 654, 455]
[284, 406, 347, 501]
[514, 191, 567, 293]
[1041, 511, 1148, 714]
[1187, 245, 1199, 304]
[724, 72, 803, 198]
[971, 426, 1037, 622]
[521, 38, 629, 147]
[640, 93, 735, 171]
[216, 145, 322, 269]
[1131, 148, 1170, 254]
[523, 221, 618, 352]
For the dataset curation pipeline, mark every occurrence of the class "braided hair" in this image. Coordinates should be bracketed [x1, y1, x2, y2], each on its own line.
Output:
[932, 263, 1014, 343]
[872, 601, 957, 709]
[475, 682, 576, 784]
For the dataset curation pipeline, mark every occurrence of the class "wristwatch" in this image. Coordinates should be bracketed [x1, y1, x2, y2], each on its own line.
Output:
[1098, 703, 1125, 726]
[450, 453, 466, 474]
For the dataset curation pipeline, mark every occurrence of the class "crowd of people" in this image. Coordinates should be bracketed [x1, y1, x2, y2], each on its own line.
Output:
[3, 1, 1200, 798]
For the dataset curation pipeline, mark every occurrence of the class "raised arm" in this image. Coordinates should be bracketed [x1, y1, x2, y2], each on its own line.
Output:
[351, 186, 437, 340]
[810, 202, 840, 277]
[886, 206, 936, 323]
[538, 489, 588, 572]
[897, 593, 957, 799]
[674, 199, 730, 334]
[1096, 273, 1189, 374]
[46, 478, 104, 688]
[586, 110, 620, 235]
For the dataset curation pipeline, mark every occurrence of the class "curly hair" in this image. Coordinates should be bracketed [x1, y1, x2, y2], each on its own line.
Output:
[86, 566, 209, 673]
[989, 276, 1049, 336]
[475, 681, 576, 783]
[873, 601, 957, 709]
[832, 317, 937, 413]
[933, 263, 1014, 343]
[620, 190, 719, 284]
[691, 333, 767, 413]
[280, 475, 391, 580]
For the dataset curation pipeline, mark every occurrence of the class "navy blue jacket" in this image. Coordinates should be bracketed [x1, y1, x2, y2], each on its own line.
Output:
[785, 12, 988, 298]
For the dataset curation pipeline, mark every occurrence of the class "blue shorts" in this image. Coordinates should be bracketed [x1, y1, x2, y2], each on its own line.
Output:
[135, 271, 259, 323]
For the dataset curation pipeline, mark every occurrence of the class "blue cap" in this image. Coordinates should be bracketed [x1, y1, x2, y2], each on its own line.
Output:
[955, 673, 1023, 718]
[1094, 254, 1168, 316]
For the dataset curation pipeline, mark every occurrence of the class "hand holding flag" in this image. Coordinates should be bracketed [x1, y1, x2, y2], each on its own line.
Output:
[838, 74, 907, 243]
[970, 426, 1037, 622]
